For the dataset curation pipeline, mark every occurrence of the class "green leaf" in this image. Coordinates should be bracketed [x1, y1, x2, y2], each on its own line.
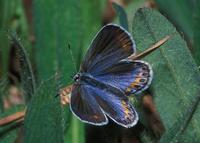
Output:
[155, 0, 193, 41]
[0, 79, 8, 113]
[193, 0, 200, 65]
[126, 0, 145, 32]
[33, 0, 103, 83]
[0, 0, 33, 78]
[113, 2, 129, 31]
[0, 105, 25, 143]
[0, 0, 18, 78]
[113, 0, 145, 33]
[33, 1, 105, 142]
[132, 8, 200, 142]
[80, 0, 105, 55]
[65, 117, 85, 143]
[24, 79, 64, 143]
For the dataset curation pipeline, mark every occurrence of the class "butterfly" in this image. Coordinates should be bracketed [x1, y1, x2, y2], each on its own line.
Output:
[70, 24, 153, 128]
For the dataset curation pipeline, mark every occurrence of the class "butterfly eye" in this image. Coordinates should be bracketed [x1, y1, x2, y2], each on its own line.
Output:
[73, 73, 80, 82]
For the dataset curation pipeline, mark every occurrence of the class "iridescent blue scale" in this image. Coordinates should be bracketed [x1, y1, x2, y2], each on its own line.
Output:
[70, 24, 153, 128]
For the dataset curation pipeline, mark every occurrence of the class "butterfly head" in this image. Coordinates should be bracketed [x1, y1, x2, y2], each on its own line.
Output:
[73, 73, 81, 82]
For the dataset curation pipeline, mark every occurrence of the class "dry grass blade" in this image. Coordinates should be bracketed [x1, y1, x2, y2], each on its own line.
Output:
[128, 35, 170, 60]
[0, 85, 72, 126]
[0, 111, 25, 126]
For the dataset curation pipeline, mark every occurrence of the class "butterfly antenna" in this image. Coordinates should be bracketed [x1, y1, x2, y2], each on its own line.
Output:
[67, 44, 78, 73]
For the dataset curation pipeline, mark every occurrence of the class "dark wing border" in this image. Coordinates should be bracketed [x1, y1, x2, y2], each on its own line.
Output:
[70, 84, 108, 126]
[81, 23, 136, 73]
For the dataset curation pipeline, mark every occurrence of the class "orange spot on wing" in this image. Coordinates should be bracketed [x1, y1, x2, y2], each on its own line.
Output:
[125, 77, 141, 93]
[121, 101, 130, 118]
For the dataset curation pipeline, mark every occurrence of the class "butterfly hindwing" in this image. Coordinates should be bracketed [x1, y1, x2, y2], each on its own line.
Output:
[70, 76, 138, 128]
[81, 24, 136, 74]
[95, 60, 153, 95]
[92, 84, 138, 128]
[87, 76, 138, 127]
[70, 84, 108, 125]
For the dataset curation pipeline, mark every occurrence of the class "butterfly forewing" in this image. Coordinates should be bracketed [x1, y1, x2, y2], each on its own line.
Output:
[81, 24, 136, 74]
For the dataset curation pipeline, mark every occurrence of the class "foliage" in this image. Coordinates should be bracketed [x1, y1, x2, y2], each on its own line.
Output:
[0, 0, 200, 143]
[155, 0, 194, 41]
[114, 2, 200, 142]
[0, 105, 24, 143]
[9, 32, 36, 103]
[193, 0, 200, 65]
[24, 79, 63, 143]
[132, 8, 200, 143]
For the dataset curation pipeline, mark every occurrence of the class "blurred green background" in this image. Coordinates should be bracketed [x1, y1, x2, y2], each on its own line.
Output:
[0, 0, 200, 143]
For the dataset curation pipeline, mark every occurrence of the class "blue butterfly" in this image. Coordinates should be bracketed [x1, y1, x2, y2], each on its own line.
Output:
[70, 24, 153, 128]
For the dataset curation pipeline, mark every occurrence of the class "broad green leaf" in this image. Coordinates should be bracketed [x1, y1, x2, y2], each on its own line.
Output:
[33, 0, 103, 83]
[33, 0, 84, 141]
[132, 8, 200, 142]
[155, 0, 193, 41]
[81, 0, 104, 55]
[24, 79, 63, 143]
[193, 0, 200, 65]
[33, 0, 58, 81]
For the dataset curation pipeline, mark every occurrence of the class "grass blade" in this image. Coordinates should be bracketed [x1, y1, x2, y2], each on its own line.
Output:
[9, 32, 36, 103]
